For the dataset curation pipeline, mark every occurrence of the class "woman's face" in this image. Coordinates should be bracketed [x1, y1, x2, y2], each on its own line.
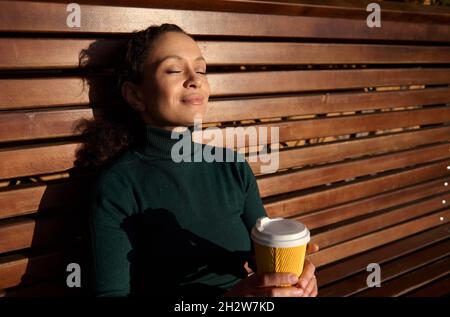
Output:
[124, 31, 210, 131]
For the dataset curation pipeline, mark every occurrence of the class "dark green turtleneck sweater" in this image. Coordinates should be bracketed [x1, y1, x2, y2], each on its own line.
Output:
[89, 122, 267, 297]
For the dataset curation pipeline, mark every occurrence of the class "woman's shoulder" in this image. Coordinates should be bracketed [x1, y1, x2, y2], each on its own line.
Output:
[93, 149, 140, 184]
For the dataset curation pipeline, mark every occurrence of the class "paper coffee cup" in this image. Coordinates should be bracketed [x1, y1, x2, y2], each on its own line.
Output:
[251, 217, 310, 283]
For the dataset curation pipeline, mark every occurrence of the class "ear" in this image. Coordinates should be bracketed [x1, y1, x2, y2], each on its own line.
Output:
[121, 81, 146, 112]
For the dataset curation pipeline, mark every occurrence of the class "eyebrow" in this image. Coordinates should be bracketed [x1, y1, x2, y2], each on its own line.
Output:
[156, 55, 206, 67]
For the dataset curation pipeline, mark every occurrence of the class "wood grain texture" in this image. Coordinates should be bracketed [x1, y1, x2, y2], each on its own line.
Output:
[1, 1, 449, 41]
[265, 160, 450, 217]
[320, 239, 450, 296]
[309, 209, 450, 267]
[316, 224, 450, 288]
[2, 38, 450, 70]
[2, 69, 449, 108]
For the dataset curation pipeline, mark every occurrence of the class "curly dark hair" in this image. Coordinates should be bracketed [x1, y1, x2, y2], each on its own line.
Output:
[74, 23, 189, 170]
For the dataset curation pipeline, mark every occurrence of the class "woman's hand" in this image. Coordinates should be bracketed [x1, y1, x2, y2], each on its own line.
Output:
[224, 243, 319, 297]
[296, 243, 319, 297]
[223, 271, 304, 297]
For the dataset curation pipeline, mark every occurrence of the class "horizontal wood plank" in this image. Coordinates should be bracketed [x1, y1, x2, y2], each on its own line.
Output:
[113, 68, 450, 97]
[405, 275, 450, 297]
[0, 77, 90, 109]
[0, 277, 83, 297]
[2, 69, 450, 108]
[204, 87, 450, 123]
[3, 0, 450, 23]
[355, 256, 450, 297]
[311, 191, 450, 249]
[0, 108, 94, 142]
[1, 1, 449, 41]
[258, 143, 450, 198]
[250, 125, 450, 174]
[0, 278, 82, 297]
[0, 216, 81, 254]
[0, 177, 90, 220]
[320, 239, 450, 296]
[298, 177, 449, 230]
[316, 224, 450, 288]
[309, 209, 450, 267]
[3, 38, 450, 70]
[265, 160, 450, 217]
[0, 251, 66, 289]
[2, 96, 450, 143]
[0, 143, 81, 180]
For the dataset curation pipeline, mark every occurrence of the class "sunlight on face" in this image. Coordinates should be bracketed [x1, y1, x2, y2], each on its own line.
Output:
[139, 32, 210, 131]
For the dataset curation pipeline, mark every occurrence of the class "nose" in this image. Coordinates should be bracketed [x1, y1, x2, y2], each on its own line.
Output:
[184, 70, 202, 88]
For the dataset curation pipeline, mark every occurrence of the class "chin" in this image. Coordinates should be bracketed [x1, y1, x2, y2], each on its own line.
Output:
[172, 109, 206, 127]
[173, 117, 201, 128]
[189, 112, 206, 124]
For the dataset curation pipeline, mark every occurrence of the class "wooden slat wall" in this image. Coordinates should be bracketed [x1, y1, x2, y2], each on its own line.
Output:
[0, 0, 449, 297]
[1, 0, 450, 41]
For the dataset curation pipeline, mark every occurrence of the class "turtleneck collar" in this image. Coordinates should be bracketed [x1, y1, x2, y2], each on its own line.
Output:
[133, 122, 202, 160]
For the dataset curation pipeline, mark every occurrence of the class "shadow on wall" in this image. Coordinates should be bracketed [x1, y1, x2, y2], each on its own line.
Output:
[124, 208, 249, 296]
[6, 38, 130, 297]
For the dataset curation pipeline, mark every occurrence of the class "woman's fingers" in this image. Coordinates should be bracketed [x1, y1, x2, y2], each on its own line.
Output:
[255, 286, 304, 297]
[227, 270, 317, 297]
[303, 245, 319, 296]
[253, 272, 298, 288]
[298, 259, 316, 289]
[306, 243, 320, 255]
[245, 271, 319, 297]
[302, 275, 317, 297]
[311, 282, 318, 297]
[246, 272, 303, 297]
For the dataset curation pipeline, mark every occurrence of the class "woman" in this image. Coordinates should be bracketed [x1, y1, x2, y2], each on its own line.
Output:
[78, 23, 318, 297]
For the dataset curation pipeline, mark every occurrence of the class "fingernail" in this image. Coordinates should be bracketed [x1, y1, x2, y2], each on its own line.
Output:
[289, 274, 298, 283]
[295, 288, 304, 296]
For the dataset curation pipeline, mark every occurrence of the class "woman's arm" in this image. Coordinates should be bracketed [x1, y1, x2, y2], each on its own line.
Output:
[225, 159, 319, 297]
[89, 171, 137, 296]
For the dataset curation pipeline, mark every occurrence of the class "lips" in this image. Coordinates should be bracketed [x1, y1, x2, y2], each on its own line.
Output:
[181, 94, 204, 105]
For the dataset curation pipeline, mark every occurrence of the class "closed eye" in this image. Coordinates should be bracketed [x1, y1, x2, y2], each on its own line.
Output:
[166, 71, 206, 75]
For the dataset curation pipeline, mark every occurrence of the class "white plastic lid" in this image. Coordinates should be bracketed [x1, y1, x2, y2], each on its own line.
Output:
[251, 217, 310, 248]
